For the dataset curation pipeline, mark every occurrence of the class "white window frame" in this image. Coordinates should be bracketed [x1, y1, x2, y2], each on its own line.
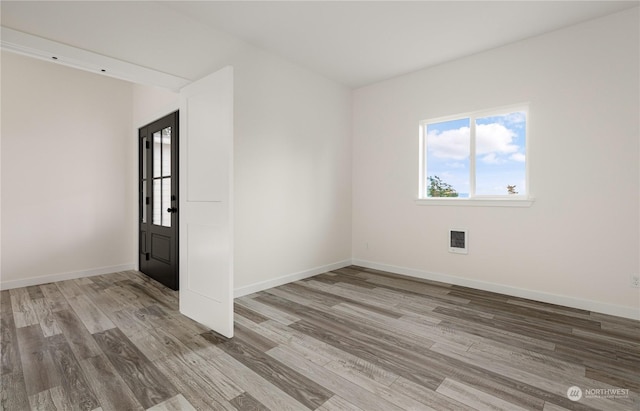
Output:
[417, 104, 534, 207]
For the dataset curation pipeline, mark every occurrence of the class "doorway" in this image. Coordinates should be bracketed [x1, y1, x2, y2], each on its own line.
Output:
[139, 111, 179, 290]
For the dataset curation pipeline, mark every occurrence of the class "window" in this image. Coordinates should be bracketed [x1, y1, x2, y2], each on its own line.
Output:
[418, 105, 532, 206]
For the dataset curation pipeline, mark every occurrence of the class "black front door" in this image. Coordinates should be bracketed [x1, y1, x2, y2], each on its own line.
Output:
[139, 111, 179, 290]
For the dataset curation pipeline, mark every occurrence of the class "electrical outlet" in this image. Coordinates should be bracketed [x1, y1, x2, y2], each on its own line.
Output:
[631, 274, 640, 288]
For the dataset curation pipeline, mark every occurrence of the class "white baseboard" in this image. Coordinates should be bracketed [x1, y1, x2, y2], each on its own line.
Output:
[234, 259, 352, 298]
[4, 257, 636, 321]
[0, 263, 136, 290]
[352, 259, 640, 321]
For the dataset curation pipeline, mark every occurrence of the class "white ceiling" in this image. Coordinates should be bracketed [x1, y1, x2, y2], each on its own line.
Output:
[2, 1, 638, 88]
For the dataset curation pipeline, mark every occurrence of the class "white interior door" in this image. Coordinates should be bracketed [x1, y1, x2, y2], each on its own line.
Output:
[179, 66, 234, 338]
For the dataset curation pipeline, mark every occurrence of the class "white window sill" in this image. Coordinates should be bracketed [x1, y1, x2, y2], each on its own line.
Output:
[415, 197, 535, 207]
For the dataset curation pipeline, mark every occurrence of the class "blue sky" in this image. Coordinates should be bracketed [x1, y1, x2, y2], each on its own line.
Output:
[426, 111, 526, 196]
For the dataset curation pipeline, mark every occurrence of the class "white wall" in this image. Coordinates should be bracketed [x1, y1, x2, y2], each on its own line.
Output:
[1, 51, 135, 287]
[352, 8, 639, 317]
[232, 48, 353, 292]
[132, 85, 179, 128]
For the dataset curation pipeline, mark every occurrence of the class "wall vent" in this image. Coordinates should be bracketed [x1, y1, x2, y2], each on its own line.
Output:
[449, 229, 468, 254]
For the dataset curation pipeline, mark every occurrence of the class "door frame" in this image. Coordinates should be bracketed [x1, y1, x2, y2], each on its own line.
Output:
[133, 102, 180, 274]
[138, 111, 180, 290]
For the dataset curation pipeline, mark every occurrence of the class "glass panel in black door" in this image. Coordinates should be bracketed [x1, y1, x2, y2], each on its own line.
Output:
[139, 112, 179, 290]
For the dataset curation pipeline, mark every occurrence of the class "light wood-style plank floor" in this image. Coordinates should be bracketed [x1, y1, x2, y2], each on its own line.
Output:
[1, 266, 638, 410]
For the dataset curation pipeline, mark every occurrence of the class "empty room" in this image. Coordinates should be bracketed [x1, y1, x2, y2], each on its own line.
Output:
[1, 1, 638, 411]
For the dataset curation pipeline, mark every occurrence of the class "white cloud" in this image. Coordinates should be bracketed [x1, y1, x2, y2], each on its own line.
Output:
[510, 152, 526, 162]
[428, 122, 523, 162]
[476, 123, 518, 155]
[427, 127, 470, 160]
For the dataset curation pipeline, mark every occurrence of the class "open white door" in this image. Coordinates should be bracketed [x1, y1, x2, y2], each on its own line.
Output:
[179, 66, 234, 338]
